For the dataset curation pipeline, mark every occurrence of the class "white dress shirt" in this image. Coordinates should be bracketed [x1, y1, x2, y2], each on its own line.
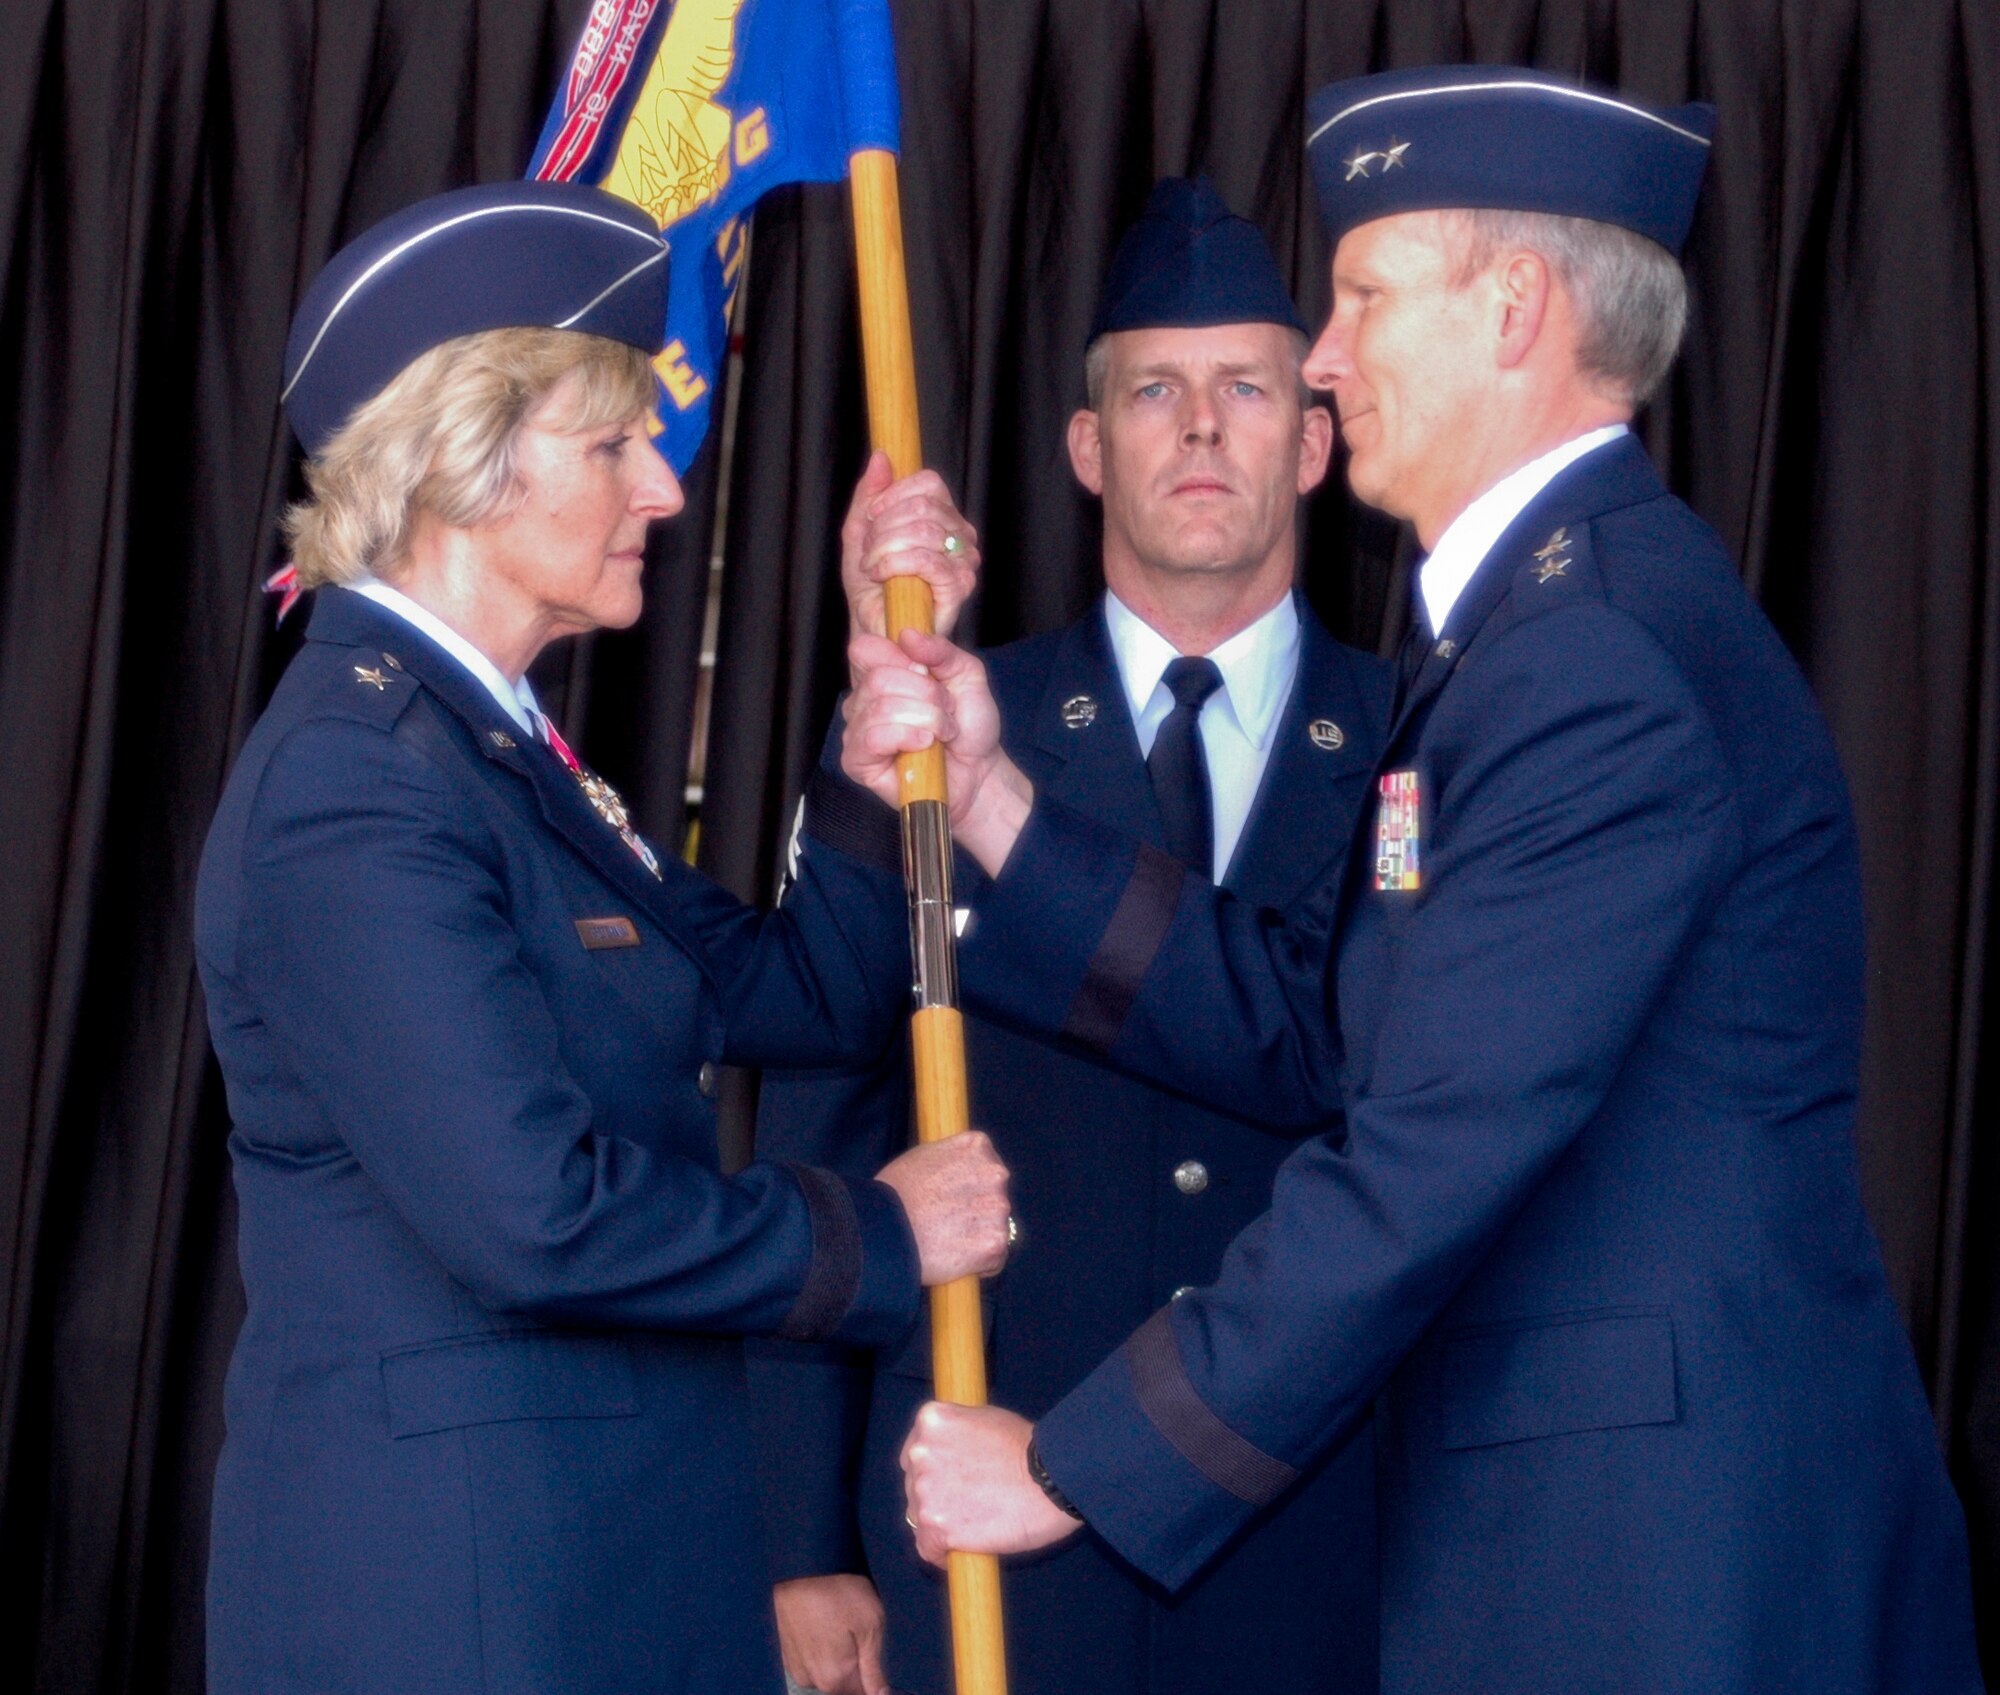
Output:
[1417, 424, 1630, 636]
[343, 578, 543, 736]
[1103, 588, 1301, 883]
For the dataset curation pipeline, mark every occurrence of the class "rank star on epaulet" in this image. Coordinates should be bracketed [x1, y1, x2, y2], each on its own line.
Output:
[1532, 527, 1574, 583]
[353, 665, 389, 689]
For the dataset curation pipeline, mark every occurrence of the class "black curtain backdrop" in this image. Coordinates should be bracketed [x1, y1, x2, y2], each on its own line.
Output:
[0, 2, 1994, 1690]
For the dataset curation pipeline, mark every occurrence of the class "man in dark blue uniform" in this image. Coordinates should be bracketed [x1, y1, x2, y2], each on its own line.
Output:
[844, 70, 1988, 1694]
[748, 180, 1389, 1695]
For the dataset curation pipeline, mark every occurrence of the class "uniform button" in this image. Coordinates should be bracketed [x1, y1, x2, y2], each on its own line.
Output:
[697, 1061, 719, 1097]
[1171, 1285, 1196, 1302]
[1172, 1159, 1209, 1196]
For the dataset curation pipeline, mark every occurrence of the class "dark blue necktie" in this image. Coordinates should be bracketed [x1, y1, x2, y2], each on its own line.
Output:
[1147, 657, 1224, 879]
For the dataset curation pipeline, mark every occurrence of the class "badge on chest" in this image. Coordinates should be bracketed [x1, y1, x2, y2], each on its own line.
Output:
[575, 915, 642, 950]
[1375, 770, 1422, 891]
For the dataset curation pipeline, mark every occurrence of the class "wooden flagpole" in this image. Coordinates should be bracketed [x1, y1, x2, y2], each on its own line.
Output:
[847, 147, 1010, 1695]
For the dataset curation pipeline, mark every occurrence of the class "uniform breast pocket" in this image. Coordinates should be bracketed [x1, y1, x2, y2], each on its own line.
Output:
[1434, 1306, 1678, 1451]
[380, 1331, 640, 1437]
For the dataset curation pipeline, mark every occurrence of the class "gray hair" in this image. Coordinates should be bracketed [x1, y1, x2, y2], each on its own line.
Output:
[1449, 210, 1688, 406]
[283, 326, 657, 588]
[1083, 326, 1313, 410]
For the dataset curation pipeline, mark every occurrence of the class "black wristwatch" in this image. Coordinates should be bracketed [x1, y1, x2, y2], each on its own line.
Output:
[1025, 1435, 1086, 1522]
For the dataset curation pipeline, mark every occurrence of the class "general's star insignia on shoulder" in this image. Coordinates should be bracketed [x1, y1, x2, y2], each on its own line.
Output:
[1375, 769, 1422, 891]
[1532, 527, 1574, 583]
[353, 665, 389, 690]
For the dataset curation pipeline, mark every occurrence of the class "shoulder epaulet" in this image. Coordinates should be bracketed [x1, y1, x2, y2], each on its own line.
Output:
[307, 642, 423, 732]
[1510, 521, 1605, 614]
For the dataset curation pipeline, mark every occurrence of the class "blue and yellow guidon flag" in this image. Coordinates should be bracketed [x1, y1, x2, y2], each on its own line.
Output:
[529, 0, 901, 472]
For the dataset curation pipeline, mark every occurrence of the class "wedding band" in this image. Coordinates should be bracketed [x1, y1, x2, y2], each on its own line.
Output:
[942, 532, 963, 555]
[1006, 1215, 1019, 1247]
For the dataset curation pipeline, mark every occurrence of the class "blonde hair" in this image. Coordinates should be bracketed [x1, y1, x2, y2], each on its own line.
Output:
[283, 326, 657, 587]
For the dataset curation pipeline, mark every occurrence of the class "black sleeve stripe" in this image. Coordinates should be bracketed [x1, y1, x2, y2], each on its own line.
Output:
[802, 766, 903, 876]
[1061, 843, 1184, 1052]
[776, 1164, 864, 1340]
[1125, 1307, 1299, 1506]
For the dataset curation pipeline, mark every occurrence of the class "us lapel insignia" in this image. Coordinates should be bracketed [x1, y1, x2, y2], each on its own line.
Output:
[1374, 769, 1422, 891]
[353, 664, 388, 690]
[1532, 527, 1573, 583]
[1061, 694, 1099, 730]
[489, 729, 516, 749]
[1308, 718, 1345, 751]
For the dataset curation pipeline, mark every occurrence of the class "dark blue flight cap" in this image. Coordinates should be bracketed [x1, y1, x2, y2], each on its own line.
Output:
[282, 181, 670, 456]
[1306, 67, 1714, 256]
[1090, 177, 1308, 342]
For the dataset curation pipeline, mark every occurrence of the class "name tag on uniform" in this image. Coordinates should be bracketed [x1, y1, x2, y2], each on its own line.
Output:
[1375, 771, 1422, 891]
[574, 915, 641, 950]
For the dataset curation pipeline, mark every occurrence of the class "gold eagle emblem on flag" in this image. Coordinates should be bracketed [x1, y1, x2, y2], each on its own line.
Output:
[602, 0, 746, 226]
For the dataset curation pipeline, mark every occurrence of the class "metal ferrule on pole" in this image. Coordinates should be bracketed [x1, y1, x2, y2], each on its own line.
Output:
[902, 799, 960, 1010]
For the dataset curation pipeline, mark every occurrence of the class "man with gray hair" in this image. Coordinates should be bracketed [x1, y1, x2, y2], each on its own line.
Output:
[843, 67, 1986, 1691]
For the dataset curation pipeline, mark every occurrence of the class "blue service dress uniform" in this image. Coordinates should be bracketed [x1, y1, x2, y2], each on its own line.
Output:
[747, 597, 1390, 1695]
[194, 588, 922, 1695]
[903, 439, 1985, 1691]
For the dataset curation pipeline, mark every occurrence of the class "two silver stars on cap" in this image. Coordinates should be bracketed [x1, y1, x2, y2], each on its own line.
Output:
[1345, 139, 1411, 180]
